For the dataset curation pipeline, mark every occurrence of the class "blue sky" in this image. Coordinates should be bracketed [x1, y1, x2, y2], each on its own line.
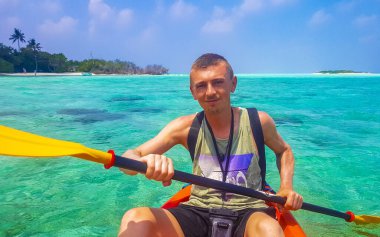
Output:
[1, 0, 379, 73]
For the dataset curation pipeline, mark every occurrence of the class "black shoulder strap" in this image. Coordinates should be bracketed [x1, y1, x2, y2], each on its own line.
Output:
[187, 111, 204, 161]
[247, 108, 266, 190]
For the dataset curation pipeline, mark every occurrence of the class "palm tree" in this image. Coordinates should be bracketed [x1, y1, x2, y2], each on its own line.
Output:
[27, 38, 42, 75]
[27, 38, 42, 52]
[9, 28, 26, 51]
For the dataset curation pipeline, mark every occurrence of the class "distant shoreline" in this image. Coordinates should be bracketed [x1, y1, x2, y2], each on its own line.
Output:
[0, 72, 170, 77]
[315, 70, 372, 75]
[313, 72, 373, 75]
[0, 72, 84, 77]
[1, 72, 378, 77]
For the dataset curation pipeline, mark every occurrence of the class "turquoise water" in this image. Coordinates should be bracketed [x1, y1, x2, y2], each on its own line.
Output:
[0, 74, 379, 236]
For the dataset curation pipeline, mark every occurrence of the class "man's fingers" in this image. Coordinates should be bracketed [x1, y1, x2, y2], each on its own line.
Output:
[161, 158, 174, 186]
[167, 158, 174, 180]
[156, 156, 168, 181]
[294, 194, 303, 210]
[284, 192, 303, 210]
[142, 155, 155, 179]
[151, 155, 163, 180]
[162, 180, 172, 187]
[284, 195, 293, 210]
[140, 154, 174, 185]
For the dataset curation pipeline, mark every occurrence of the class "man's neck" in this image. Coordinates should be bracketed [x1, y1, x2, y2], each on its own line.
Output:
[205, 106, 233, 139]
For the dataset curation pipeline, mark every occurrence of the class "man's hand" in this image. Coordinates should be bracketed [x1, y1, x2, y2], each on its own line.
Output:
[277, 188, 303, 210]
[119, 150, 142, 176]
[120, 151, 174, 187]
[140, 154, 174, 187]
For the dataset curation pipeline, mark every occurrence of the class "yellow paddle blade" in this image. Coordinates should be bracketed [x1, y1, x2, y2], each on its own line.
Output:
[0, 125, 112, 165]
[354, 215, 380, 225]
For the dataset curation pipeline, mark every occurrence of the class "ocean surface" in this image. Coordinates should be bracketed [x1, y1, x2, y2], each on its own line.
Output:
[0, 74, 379, 237]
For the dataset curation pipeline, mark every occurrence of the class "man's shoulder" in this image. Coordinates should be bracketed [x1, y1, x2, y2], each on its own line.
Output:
[256, 110, 276, 133]
[242, 108, 272, 124]
[163, 114, 198, 146]
[257, 110, 271, 121]
[167, 113, 198, 131]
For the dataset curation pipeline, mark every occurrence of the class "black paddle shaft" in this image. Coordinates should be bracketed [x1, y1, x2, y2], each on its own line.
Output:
[114, 155, 352, 221]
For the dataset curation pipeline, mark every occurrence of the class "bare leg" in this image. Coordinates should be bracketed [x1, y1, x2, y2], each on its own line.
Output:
[244, 212, 284, 237]
[119, 207, 184, 237]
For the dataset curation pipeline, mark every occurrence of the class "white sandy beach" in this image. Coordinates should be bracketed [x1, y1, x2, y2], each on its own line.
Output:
[0, 72, 89, 77]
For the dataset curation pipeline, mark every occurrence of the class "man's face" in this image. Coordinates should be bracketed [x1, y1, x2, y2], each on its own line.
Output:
[190, 62, 237, 114]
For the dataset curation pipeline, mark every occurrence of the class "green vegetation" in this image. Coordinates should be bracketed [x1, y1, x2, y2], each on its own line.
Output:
[318, 70, 362, 74]
[9, 28, 26, 51]
[1, 28, 169, 75]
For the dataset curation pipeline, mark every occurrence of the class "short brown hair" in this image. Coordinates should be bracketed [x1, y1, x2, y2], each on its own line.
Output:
[191, 53, 234, 80]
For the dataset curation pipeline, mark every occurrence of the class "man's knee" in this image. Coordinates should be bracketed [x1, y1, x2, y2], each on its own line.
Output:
[255, 218, 282, 235]
[122, 207, 154, 223]
[119, 207, 157, 236]
[119, 207, 184, 237]
[245, 212, 284, 237]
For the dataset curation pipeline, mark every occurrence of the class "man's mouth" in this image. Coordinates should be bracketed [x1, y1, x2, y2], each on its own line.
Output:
[205, 98, 218, 102]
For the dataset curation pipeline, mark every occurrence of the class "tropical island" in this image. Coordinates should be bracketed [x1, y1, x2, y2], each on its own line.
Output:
[317, 70, 365, 74]
[0, 28, 169, 75]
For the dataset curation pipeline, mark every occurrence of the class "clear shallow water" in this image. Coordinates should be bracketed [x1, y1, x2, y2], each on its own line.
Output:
[0, 74, 379, 236]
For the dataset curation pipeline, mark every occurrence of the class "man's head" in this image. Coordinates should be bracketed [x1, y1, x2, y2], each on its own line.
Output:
[190, 53, 234, 82]
[189, 53, 237, 114]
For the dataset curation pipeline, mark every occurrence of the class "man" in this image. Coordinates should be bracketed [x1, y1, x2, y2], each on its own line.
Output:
[119, 53, 303, 237]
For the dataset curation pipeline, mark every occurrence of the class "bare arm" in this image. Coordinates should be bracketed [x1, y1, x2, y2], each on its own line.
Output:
[120, 115, 195, 185]
[259, 111, 303, 210]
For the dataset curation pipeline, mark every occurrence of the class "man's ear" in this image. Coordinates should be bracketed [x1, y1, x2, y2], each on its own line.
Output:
[190, 86, 197, 100]
[231, 76, 237, 93]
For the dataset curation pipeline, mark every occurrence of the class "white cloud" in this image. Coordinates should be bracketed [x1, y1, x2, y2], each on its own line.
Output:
[201, 6, 235, 33]
[239, 0, 264, 14]
[309, 10, 331, 26]
[202, 0, 294, 34]
[38, 16, 77, 37]
[201, 17, 235, 33]
[88, 0, 112, 21]
[169, 0, 197, 19]
[88, 0, 133, 34]
[202, 0, 259, 34]
[354, 15, 378, 28]
[117, 9, 133, 27]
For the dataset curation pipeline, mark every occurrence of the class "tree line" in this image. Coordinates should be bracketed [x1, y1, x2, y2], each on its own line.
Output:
[0, 28, 169, 75]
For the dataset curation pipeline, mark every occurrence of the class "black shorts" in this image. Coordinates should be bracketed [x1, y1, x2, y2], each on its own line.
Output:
[167, 204, 276, 237]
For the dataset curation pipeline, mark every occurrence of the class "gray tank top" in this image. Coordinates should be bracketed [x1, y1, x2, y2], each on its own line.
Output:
[183, 108, 266, 210]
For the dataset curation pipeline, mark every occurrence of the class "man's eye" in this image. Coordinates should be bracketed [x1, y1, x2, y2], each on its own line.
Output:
[196, 84, 205, 89]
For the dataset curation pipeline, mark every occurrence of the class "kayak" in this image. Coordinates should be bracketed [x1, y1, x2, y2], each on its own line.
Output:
[162, 184, 307, 237]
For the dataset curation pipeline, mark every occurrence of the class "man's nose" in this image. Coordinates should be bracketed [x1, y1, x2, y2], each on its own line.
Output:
[206, 83, 216, 96]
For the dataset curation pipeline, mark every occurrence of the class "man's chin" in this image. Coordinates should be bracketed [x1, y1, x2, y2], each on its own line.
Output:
[203, 106, 221, 114]
[199, 102, 225, 114]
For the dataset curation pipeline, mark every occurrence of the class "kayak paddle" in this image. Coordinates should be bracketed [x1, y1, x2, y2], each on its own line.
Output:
[0, 125, 378, 225]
